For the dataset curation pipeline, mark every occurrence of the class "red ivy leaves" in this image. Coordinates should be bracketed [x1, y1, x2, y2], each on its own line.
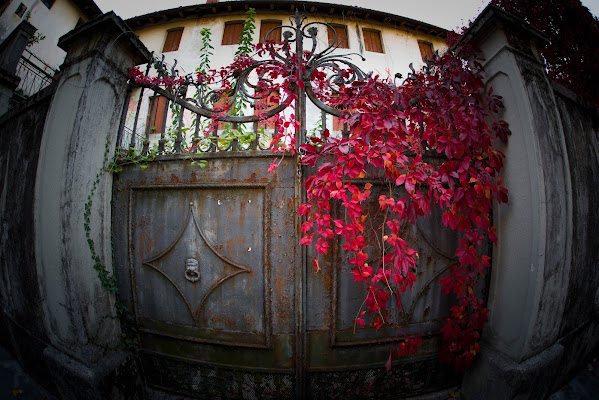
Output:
[299, 41, 510, 370]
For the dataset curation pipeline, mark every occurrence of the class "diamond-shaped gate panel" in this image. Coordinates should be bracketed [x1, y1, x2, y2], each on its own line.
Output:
[130, 186, 270, 347]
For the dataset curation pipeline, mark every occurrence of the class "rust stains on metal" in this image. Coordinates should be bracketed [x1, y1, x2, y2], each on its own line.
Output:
[169, 173, 181, 183]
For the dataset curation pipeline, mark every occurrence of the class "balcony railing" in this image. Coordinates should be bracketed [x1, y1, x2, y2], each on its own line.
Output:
[15, 48, 57, 98]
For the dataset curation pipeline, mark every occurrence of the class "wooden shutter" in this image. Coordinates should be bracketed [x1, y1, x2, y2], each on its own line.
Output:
[147, 96, 168, 134]
[255, 90, 280, 129]
[213, 93, 233, 130]
[418, 41, 434, 61]
[260, 20, 282, 43]
[162, 28, 183, 53]
[328, 24, 349, 48]
[362, 29, 383, 53]
[222, 21, 244, 45]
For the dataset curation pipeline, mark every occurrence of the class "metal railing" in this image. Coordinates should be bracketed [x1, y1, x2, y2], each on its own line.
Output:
[15, 48, 57, 98]
[118, 11, 364, 157]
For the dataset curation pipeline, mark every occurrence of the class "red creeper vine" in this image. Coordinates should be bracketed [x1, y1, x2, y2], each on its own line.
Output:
[299, 40, 510, 370]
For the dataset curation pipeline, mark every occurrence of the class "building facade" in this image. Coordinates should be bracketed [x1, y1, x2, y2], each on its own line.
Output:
[0, 0, 101, 98]
[122, 1, 447, 147]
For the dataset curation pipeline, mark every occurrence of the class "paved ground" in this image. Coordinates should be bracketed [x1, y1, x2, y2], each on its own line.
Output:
[0, 346, 56, 400]
[0, 344, 597, 399]
[548, 356, 599, 400]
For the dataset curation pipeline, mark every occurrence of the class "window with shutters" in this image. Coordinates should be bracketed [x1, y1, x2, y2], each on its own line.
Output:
[212, 93, 233, 130]
[222, 21, 244, 45]
[147, 95, 168, 134]
[255, 90, 280, 129]
[41, 0, 55, 9]
[260, 20, 282, 43]
[14, 3, 26, 17]
[327, 24, 349, 49]
[418, 41, 434, 61]
[362, 28, 383, 53]
[162, 28, 183, 53]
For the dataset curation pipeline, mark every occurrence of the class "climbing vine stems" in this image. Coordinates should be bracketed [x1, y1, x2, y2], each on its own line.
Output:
[84, 128, 139, 351]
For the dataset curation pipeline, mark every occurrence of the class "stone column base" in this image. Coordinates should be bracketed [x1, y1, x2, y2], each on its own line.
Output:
[461, 343, 563, 400]
[43, 346, 143, 400]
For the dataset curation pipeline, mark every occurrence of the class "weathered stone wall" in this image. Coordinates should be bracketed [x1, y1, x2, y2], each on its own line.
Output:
[551, 83, 599, 391]
[0, 86, 57, 392]
[462, 5, 599, 399]
[0, 12, 150, 400]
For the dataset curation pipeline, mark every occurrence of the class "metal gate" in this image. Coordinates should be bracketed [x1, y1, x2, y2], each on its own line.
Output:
[112, 12, 464, 399]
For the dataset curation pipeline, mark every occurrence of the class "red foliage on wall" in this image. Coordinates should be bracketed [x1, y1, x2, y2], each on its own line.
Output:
[491, 0, 599, 107]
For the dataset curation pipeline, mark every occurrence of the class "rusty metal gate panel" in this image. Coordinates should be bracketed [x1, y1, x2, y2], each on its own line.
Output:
[305, 181, 463, 398]
[112, 155, 300, 399]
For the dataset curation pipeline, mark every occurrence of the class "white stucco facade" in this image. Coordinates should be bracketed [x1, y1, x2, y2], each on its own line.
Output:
[124, 5, 447, 143]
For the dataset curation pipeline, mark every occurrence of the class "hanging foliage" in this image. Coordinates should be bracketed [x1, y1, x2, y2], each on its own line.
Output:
[491, 0, 599, 107]
[298, 40, 509, 370]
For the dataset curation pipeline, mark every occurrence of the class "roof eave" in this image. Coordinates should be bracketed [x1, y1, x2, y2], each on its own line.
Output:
[125, 1, 447, 39]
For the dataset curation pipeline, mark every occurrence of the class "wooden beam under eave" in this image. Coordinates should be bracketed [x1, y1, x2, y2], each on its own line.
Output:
[363, 12, 370, 19]
[227, 5, 232, 12]
[291, 4, 295, 11]
[270, 3, 275, 10]
[178, 11, 184, 18]
[310, 6, 316, 12]
[211, 7, 217, 13]
[162, 14, 168, 21]
[245, 4, 249, 10]
[149, 17, 155, 23]
[329, 7, 335, 14]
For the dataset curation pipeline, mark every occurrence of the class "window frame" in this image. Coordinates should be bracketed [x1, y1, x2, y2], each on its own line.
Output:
[40, 0, 55, 10]
[259, 20, 283, 44]
[327, 23, 349, 49]
[362, 28, 384, 53]
[147, 95, 168, 134]
[14, 2, 26, 17]
[417, 40, 434, 61]
[222, 21, 244, 45]
[162, 27, 184, 53]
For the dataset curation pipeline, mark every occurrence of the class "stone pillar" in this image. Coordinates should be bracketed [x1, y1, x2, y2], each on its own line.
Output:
[33, 12, 150, 399]
[460, 6, 573, 399]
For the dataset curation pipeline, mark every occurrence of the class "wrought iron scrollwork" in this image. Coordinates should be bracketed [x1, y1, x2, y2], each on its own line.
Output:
[122, 10, 368, 153]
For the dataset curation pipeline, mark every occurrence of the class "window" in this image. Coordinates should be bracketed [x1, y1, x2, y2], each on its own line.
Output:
[362, 29, 383, 53]
[255, 90, 280, 129]
[418, 41, 434, 61]
[14, 3, 26, 17]
[222, 21, 244, 45]
[327, 24, 349, 49]
[40, 0, 55, 9]
[147, 95, 168, 134]
[260, 20, 282, 43]
[162, 28, 183, 53]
